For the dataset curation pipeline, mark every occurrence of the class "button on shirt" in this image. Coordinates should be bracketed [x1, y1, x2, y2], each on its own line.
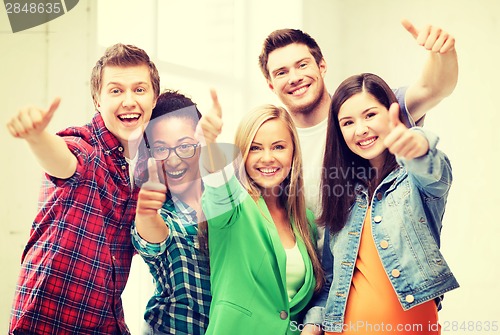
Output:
[10, 113, 137, 335]
[132, 193, 211, 335]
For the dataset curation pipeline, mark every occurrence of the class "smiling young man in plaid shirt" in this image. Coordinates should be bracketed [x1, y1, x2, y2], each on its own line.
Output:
[6, 43, 160, 335]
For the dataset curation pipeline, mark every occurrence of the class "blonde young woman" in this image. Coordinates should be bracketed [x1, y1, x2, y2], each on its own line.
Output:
[197, 96, 323, 335]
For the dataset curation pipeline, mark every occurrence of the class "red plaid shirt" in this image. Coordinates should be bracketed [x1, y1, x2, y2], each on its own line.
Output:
[10, 113, 138, 335]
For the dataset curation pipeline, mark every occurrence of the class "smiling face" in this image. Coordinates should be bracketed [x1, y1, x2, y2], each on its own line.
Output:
[338, 91, 391, 170]
[266, 43, 327, 116]
[95, 64, 156, 157]
[149, 117, 200, 197]
[244, 118, 294, 196]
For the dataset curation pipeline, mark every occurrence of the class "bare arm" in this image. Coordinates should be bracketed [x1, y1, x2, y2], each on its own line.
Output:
[402, 20, 458, 123]
[6, 97, 78, 179]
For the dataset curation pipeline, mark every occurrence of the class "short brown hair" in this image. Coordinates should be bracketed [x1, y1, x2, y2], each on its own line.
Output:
[258, 29, 324, 81]
[90, 43, 160, 107]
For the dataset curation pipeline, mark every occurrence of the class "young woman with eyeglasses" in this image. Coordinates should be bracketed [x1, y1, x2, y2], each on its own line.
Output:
[131, 89, 214, 335]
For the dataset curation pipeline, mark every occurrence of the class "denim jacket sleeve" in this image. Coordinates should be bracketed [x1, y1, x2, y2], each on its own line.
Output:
[396, 127, 452, 199]
[302, 226, 333, 325]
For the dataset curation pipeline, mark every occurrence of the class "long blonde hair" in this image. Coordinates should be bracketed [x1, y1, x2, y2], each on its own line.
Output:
[234, 104, 324, 291]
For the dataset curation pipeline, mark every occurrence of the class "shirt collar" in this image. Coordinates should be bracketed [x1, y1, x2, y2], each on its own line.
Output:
[91, 113, 125, 155]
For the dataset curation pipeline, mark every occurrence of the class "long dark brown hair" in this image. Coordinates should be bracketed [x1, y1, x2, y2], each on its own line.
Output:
[319, 73, 403, 234]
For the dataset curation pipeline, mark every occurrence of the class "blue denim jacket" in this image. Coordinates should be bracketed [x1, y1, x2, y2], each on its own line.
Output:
[303, 128, 459, 332]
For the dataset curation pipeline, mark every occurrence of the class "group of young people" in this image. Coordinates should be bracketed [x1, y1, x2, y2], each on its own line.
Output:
[6, 19, 459, 335]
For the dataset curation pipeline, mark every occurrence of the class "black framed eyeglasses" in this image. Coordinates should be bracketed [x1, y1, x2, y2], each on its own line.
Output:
[149, 143, 200, 161]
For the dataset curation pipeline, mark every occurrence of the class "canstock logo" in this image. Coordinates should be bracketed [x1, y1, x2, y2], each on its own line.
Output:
[4, 0, 79, 33]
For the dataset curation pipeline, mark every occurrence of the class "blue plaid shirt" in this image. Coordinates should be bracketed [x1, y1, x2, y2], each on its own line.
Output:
[131, 193, 211, 335]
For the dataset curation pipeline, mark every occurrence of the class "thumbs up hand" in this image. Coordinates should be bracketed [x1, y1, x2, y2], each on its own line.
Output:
[401, 19, 455, 54]
[7, 97, 61, 140]
[195, 89, 228, 173]
[383, 103, 429, 160]
[195, 89, 223, 146]
[135, 158, 169, 243]
[137, 158, 167, 217]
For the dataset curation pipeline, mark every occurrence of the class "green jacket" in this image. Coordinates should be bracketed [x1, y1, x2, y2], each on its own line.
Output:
[202, 174, 317, 335]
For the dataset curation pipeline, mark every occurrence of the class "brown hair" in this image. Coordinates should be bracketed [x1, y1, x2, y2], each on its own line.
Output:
[90, 43, 160, 107]
[258, 29, 324, 81]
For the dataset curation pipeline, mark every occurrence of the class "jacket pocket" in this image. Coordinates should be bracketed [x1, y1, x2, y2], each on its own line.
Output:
[386, 178, 410, 207]
[216, 300, 253, 317]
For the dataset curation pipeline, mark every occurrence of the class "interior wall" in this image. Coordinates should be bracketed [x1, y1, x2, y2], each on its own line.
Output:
[1, 0, 499, 333]
[0, 1, 97, 332]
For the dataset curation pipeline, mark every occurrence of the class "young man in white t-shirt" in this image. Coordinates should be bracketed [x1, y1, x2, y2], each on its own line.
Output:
[258, 19, 457, 223]
[258, 20, 457, 335]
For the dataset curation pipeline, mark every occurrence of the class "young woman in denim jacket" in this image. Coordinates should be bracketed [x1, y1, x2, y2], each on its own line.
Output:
[302, 73, 459, 335]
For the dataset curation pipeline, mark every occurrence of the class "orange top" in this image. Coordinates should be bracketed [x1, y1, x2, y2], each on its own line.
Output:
[327, 207, 440, 335]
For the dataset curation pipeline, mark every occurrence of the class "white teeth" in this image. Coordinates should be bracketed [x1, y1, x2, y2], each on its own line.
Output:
[119, 114, 140, 119]
[359, 138, 376, 146]
[168, 169, 186, 176]
[259, 168, 278, 174]
[292, 87, 307, 95]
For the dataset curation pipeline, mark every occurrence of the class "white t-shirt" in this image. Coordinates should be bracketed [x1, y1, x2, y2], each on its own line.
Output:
[126, 153, 139, 190]
[296, 118, 328, 252]
[296, 118, 328, 218]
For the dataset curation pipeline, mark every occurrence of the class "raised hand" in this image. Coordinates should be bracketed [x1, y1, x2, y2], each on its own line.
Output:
[195, 89, 228, 173]
[383, 103, 429, 159]
[402, 19, 455, 54]
[195, 89, 223, 145]
[6, 97, 79, 178]
[6, 97, 61, 140]
[137, 158, 167, 217]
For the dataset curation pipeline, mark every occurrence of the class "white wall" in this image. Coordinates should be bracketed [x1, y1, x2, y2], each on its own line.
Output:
[1, 0, 499, 334]
[0, 0, 98, 332]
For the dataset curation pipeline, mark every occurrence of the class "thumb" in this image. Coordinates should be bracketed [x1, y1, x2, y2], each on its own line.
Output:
[44, 97, 61, 120]
[143, 157, 167, 192]
[147, 157, 161, 183]
[210, 88, 222, 118]
[401, 18, 418, 39]
[388, 103, 402, 129]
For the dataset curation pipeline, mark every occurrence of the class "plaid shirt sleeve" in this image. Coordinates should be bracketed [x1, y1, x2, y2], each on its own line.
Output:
[131, 221, 171, 257]
[130, 195, 211, 335]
